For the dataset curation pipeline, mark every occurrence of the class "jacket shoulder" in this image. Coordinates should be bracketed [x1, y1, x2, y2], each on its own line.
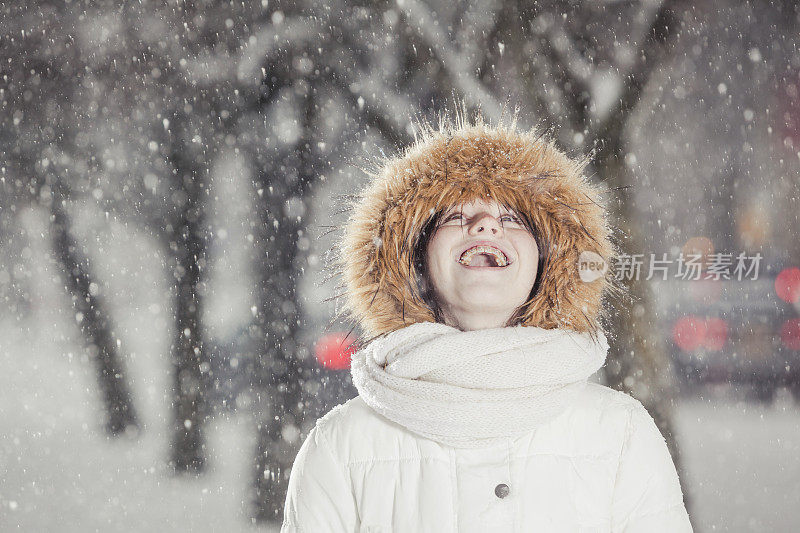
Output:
[312, 395, 444, 463]
[312, 395, 381, 437]
[524, 382, 647, 457]
[579, 382, 665, 436]
[579, 381, 650, 413]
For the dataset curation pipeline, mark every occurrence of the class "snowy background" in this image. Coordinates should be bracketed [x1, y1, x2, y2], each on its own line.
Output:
[2, 1, 800, 531]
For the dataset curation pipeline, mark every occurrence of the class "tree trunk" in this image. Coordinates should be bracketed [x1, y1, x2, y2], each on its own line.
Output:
[594, 152, 695, 519]
[250, 86, 317, 522]
[50, 173, 139, 436]
[250, 166, 307, 522]
[166, 119, 212, 473]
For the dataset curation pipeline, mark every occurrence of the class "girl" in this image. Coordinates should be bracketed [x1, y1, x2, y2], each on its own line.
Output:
[281, 109, 692, 532]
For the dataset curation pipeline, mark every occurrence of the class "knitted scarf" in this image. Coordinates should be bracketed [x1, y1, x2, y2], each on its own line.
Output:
[350, 321, 609, 448]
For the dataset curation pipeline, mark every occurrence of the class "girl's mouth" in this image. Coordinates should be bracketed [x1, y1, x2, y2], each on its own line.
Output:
[458, 246, 510, 268]
[459, 254, 508, 270]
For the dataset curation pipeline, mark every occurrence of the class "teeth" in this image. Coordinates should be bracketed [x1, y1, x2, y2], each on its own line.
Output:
[458, 246, 509, 267]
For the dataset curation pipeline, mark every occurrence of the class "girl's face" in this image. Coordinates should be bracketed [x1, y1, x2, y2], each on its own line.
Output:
[425, 198, 540, 330]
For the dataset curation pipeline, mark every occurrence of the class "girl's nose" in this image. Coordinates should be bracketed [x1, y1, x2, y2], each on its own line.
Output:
[468, 213, 503, 235]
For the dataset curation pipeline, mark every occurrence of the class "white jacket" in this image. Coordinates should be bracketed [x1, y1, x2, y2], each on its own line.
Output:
[281, 382, 692, 532]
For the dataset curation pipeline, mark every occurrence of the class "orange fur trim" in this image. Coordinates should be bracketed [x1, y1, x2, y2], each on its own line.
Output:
[331, 105, 624, 342]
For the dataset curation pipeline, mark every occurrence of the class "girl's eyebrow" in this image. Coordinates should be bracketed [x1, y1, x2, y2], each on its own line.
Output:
[444, 206, 518, 216]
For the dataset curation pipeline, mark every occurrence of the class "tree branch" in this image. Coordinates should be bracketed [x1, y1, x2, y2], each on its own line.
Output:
[594, 0, 688, 159]
[396, 0, 505, 121]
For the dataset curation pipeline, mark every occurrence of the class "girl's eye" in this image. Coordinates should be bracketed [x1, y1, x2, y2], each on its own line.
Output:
[442, 213, 521, 224]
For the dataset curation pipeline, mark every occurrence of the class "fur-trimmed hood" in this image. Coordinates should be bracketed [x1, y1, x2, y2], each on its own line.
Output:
[331, 108, 622, 342]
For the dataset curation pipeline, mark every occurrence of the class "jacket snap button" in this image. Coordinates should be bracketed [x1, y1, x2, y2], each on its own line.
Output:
[494, 483, 510, 499]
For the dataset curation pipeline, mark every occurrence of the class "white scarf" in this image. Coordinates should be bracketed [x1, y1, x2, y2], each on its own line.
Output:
[350, 321, 609, 448]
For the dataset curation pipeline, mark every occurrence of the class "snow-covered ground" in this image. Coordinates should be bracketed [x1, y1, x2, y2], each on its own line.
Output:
[673, 385, 800, 532]
[2, 206, 799, 532]
[1, 368, 267, 532]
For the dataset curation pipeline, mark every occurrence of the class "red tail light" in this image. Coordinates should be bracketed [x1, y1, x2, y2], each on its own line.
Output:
[314, 332, 359, 370]
[672, 315, 728, 352]
[672, 315, 706, 352]
[775, 267, 800, 303]
[780, 318, 800, 350]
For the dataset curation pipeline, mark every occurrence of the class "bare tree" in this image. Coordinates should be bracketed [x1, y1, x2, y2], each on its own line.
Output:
[50, 168, 140, 435]
[162, 110, 214, 471]
[0, 4, 140, 436]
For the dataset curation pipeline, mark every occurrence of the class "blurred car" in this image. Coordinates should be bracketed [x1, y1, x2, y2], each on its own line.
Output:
[662, 267, 800, 403]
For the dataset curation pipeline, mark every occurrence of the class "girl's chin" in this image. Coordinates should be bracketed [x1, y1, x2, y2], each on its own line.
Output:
[451, 293, 523, 311]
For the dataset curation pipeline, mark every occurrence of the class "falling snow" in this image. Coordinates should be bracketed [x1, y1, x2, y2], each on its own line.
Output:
[1, 1, 799, 531]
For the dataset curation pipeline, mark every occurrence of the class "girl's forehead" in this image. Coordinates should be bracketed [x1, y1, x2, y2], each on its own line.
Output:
[443, 198, 516, 213]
